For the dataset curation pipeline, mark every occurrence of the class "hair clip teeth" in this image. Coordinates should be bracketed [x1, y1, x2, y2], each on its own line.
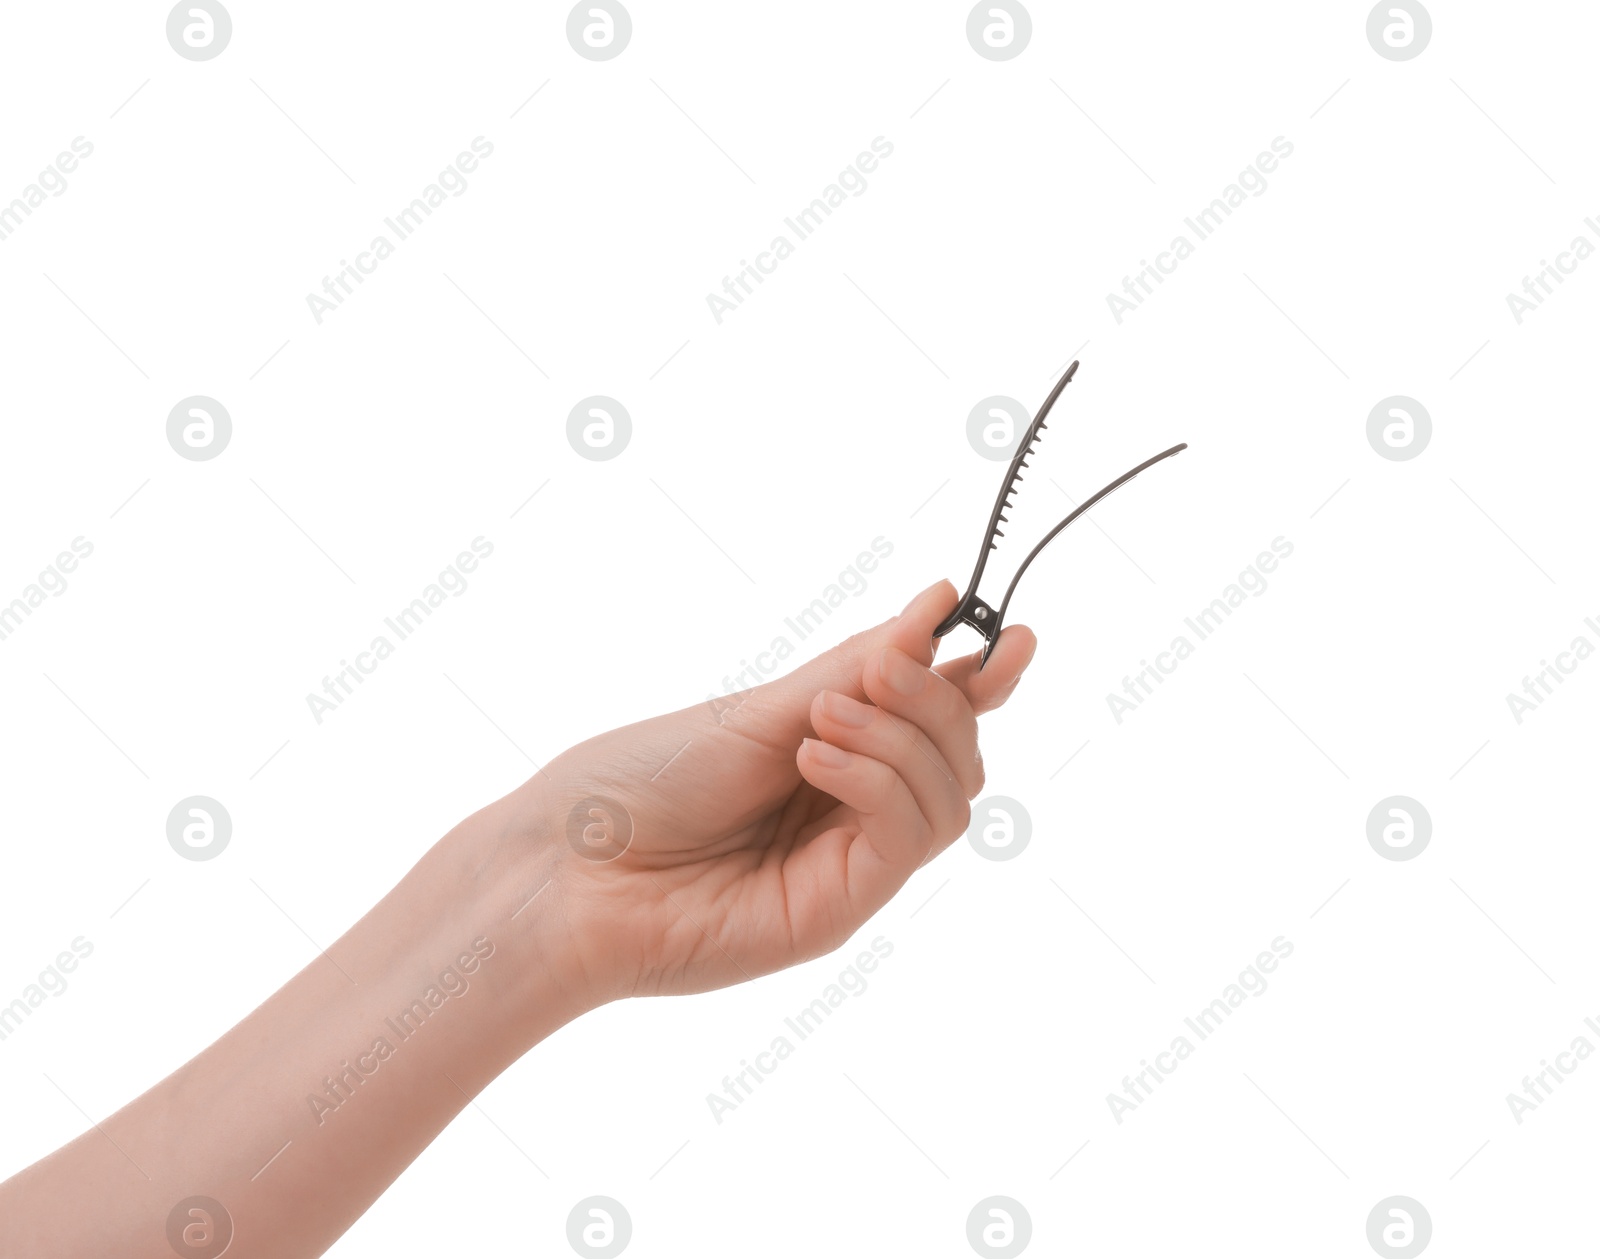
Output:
[932, 358, 1187, 667]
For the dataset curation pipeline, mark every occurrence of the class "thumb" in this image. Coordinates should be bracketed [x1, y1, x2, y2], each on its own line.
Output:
[734, 579, 957, 722]
[877, 578, 958, 669]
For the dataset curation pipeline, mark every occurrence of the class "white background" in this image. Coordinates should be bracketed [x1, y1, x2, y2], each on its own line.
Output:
[2, 1, 1597, 1255]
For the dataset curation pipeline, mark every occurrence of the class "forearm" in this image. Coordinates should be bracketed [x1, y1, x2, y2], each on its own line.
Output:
[0, 779, 587, 1259]
[0, 582, 1019, 1255]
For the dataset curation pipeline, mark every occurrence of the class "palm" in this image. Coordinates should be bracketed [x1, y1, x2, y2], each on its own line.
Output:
[543, 583, 1034, 999]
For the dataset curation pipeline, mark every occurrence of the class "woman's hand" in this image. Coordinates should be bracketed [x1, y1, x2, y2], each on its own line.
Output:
[0, 578, 1036, 1259]
[532, 579, 1037, 1001]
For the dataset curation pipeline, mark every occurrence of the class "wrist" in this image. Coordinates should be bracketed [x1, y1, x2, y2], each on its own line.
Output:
[432, 778, 606, 1059]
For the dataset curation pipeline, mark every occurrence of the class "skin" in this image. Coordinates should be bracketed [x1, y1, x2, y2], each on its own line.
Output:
[0, 579, 1035, 1258]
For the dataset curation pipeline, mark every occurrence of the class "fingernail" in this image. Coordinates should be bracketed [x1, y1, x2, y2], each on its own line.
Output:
[804, 738, 852, 768]
[821, 691, 874, 728]
[881, 647, 925, 696]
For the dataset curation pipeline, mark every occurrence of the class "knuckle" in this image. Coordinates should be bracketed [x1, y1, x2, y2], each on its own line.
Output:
[869, 756, 900, 796]
[953, 794, 973, 837]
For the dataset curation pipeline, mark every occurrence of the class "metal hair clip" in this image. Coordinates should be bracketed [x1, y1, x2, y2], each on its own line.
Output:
[934, 360, 1187, 667]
